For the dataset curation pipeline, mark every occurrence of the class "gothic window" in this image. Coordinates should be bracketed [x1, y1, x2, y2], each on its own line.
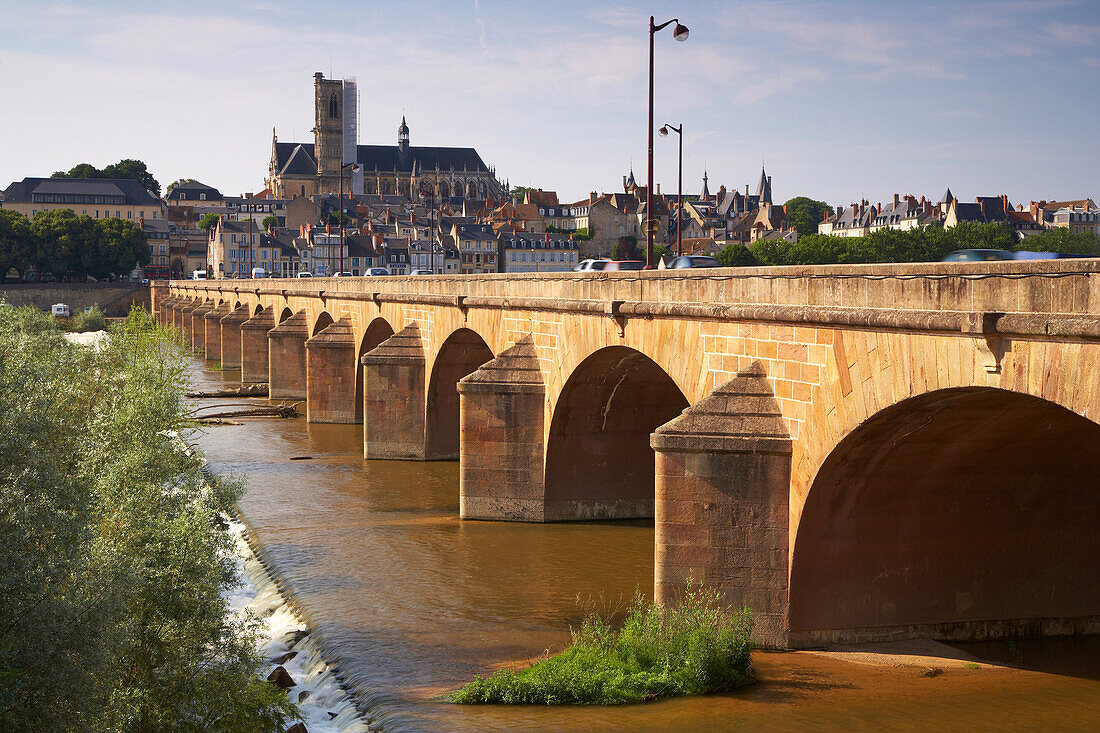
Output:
[438, 181, 450, 198]
[329, 94, 339, 119]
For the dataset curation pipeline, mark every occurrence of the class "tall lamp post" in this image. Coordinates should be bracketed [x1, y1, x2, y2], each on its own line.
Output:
[339, 162, 357, 275]
[647, 16, 689, 268]
[658, 122, 683, 256]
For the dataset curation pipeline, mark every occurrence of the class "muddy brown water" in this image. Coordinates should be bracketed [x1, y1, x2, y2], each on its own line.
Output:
[187, 361, 1100, 732]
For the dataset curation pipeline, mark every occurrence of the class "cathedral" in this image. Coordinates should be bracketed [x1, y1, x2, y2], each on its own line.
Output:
[267, 73, 504, 200]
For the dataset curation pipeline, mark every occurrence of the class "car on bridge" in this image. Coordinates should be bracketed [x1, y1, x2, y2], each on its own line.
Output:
[367, 267, 391, 276]
[574, 259, 611, 271]
[942, 249, 1014, 262]
[666, 255, 721, 269]
[604, 261, 645, 271]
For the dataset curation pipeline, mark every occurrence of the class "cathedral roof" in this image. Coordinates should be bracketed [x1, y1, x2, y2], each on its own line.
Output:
[280, 144, 318, 176]
[273, 142, 490, 176]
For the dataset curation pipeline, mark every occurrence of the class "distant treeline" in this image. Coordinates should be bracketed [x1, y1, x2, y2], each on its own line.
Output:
[0, 209, 150, 281]
[717, 222, 1100, 267]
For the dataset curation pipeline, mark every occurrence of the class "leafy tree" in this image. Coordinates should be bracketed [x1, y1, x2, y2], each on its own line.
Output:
[327, 211, 351, 226]
[783, 197, 832, 237]
[261, 215, 278, 232]
[198, 213, 221, 231]
[96, 216, 150, 278]
[717, 243, 760, 267]
[30, 209, 96, 279]
[167, 178, 197, 194]
[0, 307, 299, 732]
[51, 158, 161, 197]
[508, 185, 535, 199]
[610, 235, 639, 260]
[0, 209, 33, 279]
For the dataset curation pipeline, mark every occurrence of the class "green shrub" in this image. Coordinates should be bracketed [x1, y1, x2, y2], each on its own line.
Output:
[451, 585, 753, 705]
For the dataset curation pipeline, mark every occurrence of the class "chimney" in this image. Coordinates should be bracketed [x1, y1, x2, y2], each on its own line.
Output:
[590, 191, 598, 203]
[893, 193, 899, 207]
[851, 203, 858, 216]
[745, 184, 750, 196]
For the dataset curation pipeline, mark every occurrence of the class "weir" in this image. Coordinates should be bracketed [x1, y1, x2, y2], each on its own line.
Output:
[157, 260, 1100, 648]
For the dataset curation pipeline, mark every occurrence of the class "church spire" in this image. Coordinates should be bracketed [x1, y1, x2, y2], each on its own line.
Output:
[701, 169, 710, 199]
[398, 115, 410, 153]
[755, 163, 772, 204]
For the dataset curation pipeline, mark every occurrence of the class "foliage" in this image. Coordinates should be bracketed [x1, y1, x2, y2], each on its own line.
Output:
[0, 306, 298, 732]
[198, 213, 221, 231]
[451, 585, 753, 705]
[717, 244, 760, 267]
[261, 215, 278, 232]
[713, 222, 1100, 268]
[569, 227, 593, 241]
[60, 305, 107, 333]
[783, 197, 832, 237]
[508, 185, 536, 199]
[1, 209, 150, 280]
[610, 236, 639, 261]
[167, 178, 197, 194]
[51, 158, 161, 197]
[327, 211, 350, 226]
[653, 243, 671, 262]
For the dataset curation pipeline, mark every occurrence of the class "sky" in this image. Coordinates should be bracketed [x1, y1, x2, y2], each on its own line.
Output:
[1, 0, 1097, 207]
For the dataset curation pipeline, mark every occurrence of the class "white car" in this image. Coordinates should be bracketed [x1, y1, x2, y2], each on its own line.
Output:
[410, 269, 434, 275]
[51, 303, 71, 317]
[191, 270, 208, 280]
[296, 272, 313, 278]
[573, 259, 611, 272]
[366, 267, 391, 276]
[333, 271, 354, 277]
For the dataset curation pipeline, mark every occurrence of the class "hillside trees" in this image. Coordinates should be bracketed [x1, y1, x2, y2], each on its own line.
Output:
[0, 210, 149, 280]
[51, 158, 161, 196]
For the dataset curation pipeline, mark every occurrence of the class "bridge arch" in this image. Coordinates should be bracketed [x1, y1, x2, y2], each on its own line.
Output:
[312, 311, 335, 337]
[545, 346, 689, 520]
[278, 307, 294, 324]
[354, 317, 396, 423]
[789, 386, 1100, 645]
[252, 303, 266, 316]
[425, 328, 494, 459]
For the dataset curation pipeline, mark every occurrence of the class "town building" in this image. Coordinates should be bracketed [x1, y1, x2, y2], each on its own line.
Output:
[207, 219, 280, 278]
[452, 223, 499, 274]
[819, 201, 877, 237]
[0, 177, 165, 222]
[499, 231, 579, 273]
[165, 180, 224, 208]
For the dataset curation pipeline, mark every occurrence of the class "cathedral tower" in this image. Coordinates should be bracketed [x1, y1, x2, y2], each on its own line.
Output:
[313, 72, 343, 179]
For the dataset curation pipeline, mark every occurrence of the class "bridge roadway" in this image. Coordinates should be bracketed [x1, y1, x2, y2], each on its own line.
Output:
[157, 260, 1100, 649]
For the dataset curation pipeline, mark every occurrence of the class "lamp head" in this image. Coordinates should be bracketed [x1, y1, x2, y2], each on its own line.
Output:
[658, 125, 669, 137]
[673, 23, 689, 42]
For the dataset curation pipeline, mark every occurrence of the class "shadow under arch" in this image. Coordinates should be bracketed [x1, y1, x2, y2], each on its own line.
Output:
[354, 317, 395, 423]
[789, 386, 1100, 646]
[252, 303, 266, 316]
[312, 311, 334, 337]
[545, 346, 689, 521]
[425, 328, 494, 459]
[278, 307, 293, 324]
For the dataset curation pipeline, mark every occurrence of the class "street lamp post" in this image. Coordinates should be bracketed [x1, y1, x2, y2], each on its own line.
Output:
[647, 16, 689, 268]
[658, 123, 683, 256]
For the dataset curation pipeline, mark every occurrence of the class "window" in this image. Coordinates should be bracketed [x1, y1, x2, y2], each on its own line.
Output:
[200, 194, 206, 201]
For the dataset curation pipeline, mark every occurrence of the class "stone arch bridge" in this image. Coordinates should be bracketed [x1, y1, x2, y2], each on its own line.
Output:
[156, 260, 1100, 649]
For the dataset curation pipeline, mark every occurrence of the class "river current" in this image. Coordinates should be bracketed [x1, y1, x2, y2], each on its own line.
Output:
[187, 360, 1100, 732]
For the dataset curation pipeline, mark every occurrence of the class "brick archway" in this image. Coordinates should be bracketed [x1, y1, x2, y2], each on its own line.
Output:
[789, 386, 1100, 646]
[545, 346, 688, 521]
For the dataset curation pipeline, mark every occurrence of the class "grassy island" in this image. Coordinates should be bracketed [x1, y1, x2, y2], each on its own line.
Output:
[451, 586, 754, 705]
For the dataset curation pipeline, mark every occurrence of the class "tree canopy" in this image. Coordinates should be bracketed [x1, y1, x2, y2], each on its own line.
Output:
[712, 222, 1100, 268]
[783, 197, 832, 237]
[0, 209, 149, 280]
[261, 215, 278, 232]
[166, 178, 197, 194]
[0, 307, 298, 731]
[52, 158, 161, 197]
[198, 213, 221, 231]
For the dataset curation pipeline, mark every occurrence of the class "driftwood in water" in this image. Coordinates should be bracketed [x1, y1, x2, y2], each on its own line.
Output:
[191, 417, 244, 426]
[186, 383, 269, 398]
[189, 402, 302, 420]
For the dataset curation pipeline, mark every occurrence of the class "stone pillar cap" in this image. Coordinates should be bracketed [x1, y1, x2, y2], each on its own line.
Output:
[305, 316, 355, 349]
[361, 323, 424, 365]
[268, 310, 310, 336]
[458, 335, 544, 393]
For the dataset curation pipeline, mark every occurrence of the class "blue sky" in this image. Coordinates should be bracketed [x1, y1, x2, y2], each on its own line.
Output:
[1, 0, 1097, 207]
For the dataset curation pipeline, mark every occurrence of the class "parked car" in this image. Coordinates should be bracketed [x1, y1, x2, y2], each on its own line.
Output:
[573, 259, 611, 271]
[332, 271, 354, 277]
[941, 249, 1013, 262]
[191, 270, 208, 280]
[296, 272, 313, 278]
[666, 255, 721, 269]
[51, 303, 71, 318]
[251, 267, 268, 278]
[410, 269, 434, 275]
[603, 260, 645, 271]
[366, 267, 391, 276]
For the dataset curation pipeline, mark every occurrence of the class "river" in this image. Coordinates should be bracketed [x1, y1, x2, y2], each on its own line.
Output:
[187, 360, 1100, 732]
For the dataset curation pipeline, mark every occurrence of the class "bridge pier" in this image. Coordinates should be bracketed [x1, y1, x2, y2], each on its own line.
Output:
[219, 305, 250, 370]
[174, 298, 193, 334]
[204, 303, 230, 362]
[267, 310, 310, 399]
[189, 301, 213, 353]
[458, 337, 547, 520]
[362, 324, 427, 459]
[240, 309, 274, 383]
[305, 317, 359, 424]
[651, 363, 793, 649]
[158, 295, 177, 326]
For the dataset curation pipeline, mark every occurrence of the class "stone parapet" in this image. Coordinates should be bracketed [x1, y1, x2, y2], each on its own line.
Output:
[305, 317, 359, 424]
[652, 362, 792, 649]
[362, 324, 426, 459]
[267, 311, 309, 400]
[458, 336, 547, 521]
[240, 309, 275, 383]
[219, 305, 251, 370]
